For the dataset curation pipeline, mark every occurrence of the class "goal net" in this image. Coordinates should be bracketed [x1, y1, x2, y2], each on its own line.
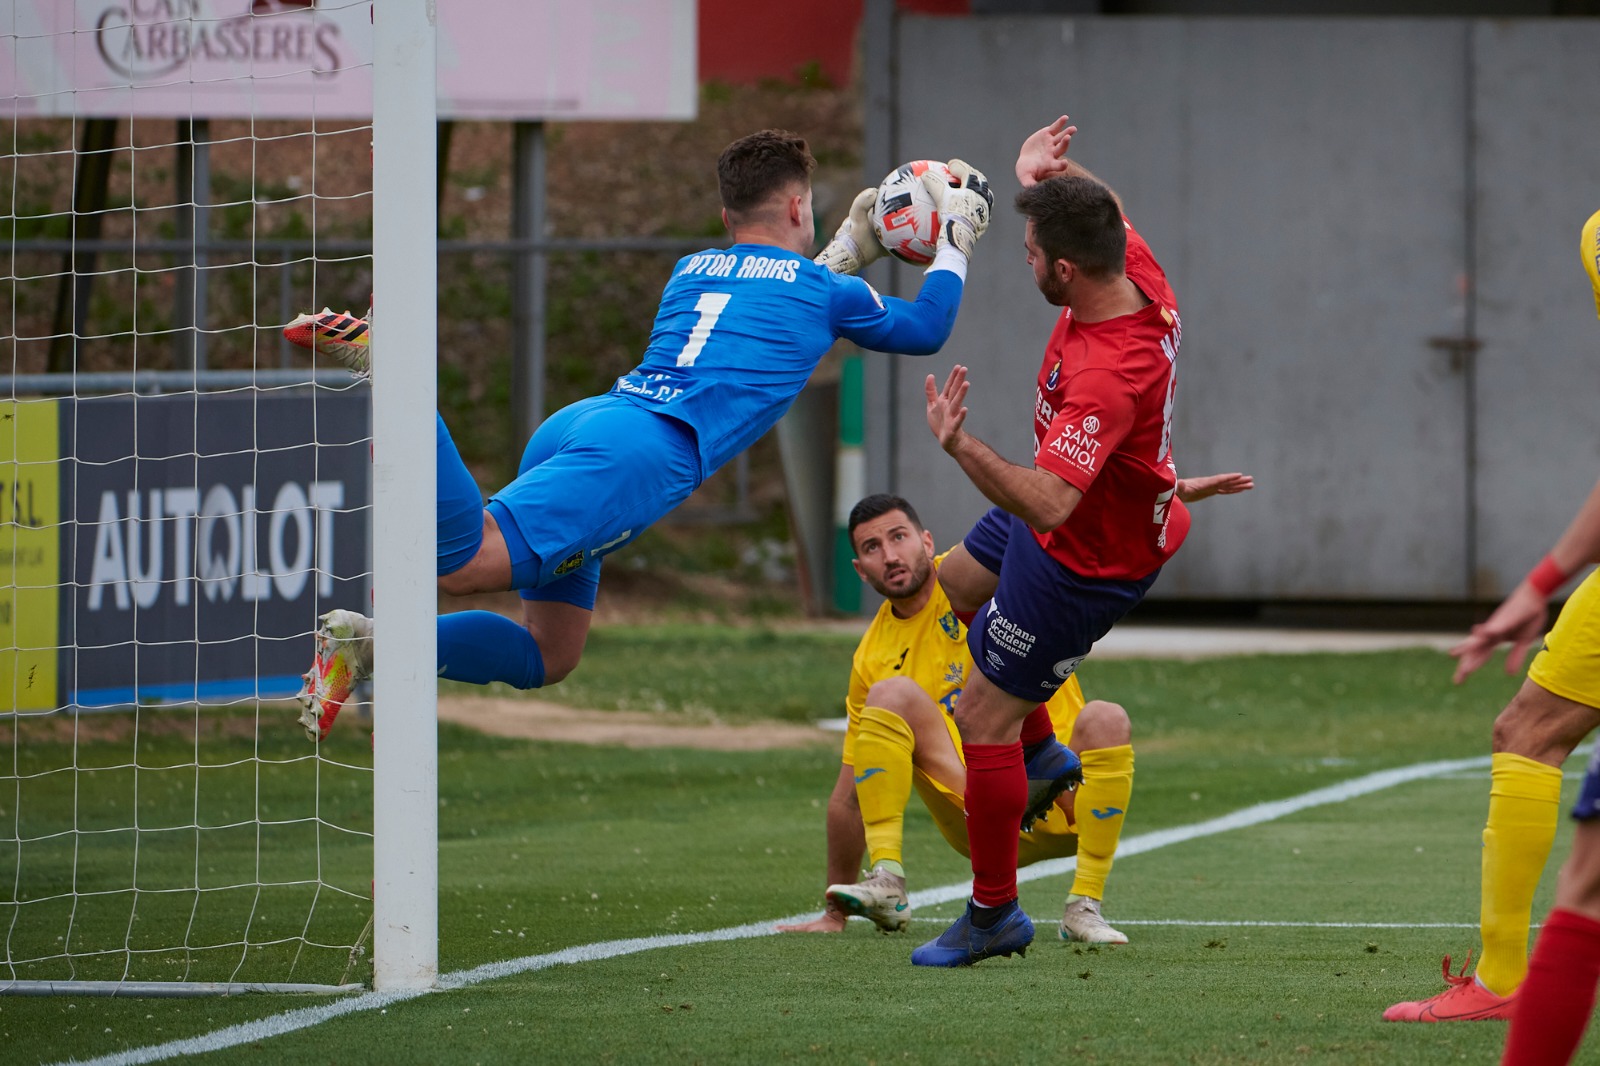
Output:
[0, 0, 429, 995]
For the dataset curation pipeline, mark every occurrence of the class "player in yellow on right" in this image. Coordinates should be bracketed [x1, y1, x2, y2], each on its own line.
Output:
[1493, 210, 1600, 1065]
[1387, 209, 1600, 1030]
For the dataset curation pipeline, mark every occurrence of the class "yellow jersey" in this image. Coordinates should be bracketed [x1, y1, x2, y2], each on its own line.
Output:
[842, 552, 1085, 765]
[1584, 208, 1600, 319]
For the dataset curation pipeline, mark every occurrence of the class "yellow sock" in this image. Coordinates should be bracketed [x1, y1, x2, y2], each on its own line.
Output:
[854, 706, 917, 870]
[1477, 752, 1563, 996]
[1069, 744, 1134, 900]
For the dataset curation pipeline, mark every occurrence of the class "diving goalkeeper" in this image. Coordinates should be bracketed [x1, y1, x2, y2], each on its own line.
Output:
[287, 129, 994, 742]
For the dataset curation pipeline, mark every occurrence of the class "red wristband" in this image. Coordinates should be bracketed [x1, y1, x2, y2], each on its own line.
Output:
[1527, 554, 1571, 598]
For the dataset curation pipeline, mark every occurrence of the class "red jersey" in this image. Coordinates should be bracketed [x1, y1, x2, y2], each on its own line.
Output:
[1030, 220, 1189, 580]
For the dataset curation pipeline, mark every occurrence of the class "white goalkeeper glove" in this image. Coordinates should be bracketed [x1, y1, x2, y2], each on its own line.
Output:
[920, 159, 994, 259]
[814, 188, 886, 276]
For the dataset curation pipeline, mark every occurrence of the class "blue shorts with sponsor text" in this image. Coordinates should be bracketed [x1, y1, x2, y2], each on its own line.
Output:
[962, 507, 1158, 701]
[487, 394, 702, 609]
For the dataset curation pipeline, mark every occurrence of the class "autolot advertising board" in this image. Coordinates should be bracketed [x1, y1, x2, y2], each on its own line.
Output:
[1, 0, 697, 119]
[0, 392, 370, 709]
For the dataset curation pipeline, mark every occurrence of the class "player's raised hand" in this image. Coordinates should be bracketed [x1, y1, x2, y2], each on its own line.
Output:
[921, 160, 993, 259]
[1449, 583, 1549, 684]
[1176, 472, 1255, 503]
[1016, 115, 1076, 188]
[814, 187, 887, 275]
[925, 366, 970, 453]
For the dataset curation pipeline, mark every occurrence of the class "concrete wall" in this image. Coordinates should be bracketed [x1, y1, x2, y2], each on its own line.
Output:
[872, 15, 1600, 600]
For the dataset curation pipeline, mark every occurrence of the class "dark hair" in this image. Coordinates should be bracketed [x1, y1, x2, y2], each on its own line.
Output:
[716, 129, 816, 222]
[847, 494, 923, 552]
[1014, 176, 1125, 280]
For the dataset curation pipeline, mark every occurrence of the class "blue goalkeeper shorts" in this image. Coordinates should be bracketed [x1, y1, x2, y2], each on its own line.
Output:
[485, 394, 702, 609]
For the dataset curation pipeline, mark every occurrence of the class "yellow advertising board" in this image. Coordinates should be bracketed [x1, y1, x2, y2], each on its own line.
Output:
[1, 400, 59, 711]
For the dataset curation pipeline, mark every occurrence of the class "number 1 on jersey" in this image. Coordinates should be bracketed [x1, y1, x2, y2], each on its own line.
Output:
[677, 292, 732, 367]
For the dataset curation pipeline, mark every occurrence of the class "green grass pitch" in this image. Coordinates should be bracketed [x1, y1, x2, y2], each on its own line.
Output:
[4, 636, 1597, 1065]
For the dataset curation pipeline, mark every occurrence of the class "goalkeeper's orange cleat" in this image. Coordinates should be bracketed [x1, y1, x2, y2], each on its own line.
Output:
[1382, 953, 1516, 1022]
[296, 609, 374, 742]
[284, 306, 372, 379]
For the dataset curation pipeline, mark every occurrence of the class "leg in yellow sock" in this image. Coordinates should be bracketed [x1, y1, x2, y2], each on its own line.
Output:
[853, 705, 918, 870]
[1478, 751, 1564, 995]
[1386, 562, 1600, 1020]
[826, 678, 964, 934]
[1053, 701, 1134, 945]
[1071, 743, 1135, 901]
[1385, 675, 1598, 1022]
[1480, 576, 1600, 993]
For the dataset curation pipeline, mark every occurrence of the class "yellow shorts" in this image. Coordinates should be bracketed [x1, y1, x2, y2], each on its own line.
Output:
[910, 698, 1081, 867]
[840, 676, 1087, 865]
[1529, 569, 1600, 708]
[914, 756, 1079, 866]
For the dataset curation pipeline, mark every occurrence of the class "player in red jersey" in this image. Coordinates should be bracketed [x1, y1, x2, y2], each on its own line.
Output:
[911, 115, 1191, 967]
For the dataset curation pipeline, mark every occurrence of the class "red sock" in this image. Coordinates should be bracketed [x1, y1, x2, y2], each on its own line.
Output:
[1019, 704, 1053, 747]
[1502, 908, 1600, 1066]
[964, 742, 1025, 907]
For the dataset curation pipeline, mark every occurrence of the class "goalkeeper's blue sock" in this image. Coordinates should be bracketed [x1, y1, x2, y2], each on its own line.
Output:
[437, 610, 546, 690]
[436, 413, 486, 576]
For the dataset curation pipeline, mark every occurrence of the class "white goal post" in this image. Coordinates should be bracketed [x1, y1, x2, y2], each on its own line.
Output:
[2, 0, 689, 998]
[0, 0, 436, 996]
[370, 0, 438, 994]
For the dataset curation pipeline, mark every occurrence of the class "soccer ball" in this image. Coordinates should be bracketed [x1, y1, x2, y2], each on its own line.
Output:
[871, 160, 959, 266]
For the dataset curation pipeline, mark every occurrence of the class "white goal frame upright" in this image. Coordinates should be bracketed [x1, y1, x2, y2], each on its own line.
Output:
[370, 0, 439, 994]
[4, 0, 689, 1001]
[0, 1, 437, 998]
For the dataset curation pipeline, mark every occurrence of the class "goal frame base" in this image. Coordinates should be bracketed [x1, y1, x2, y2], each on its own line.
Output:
[0, 980, 366, 998]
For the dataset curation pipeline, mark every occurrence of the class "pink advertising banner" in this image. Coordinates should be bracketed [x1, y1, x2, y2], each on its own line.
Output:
[1, 0, 696, 120]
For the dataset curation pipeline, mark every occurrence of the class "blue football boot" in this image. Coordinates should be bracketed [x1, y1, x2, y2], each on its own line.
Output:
[1021, 734, 1083, 832]
[911, 900, 1034, 967]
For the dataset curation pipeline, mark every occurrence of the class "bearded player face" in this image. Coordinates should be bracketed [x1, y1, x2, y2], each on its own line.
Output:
[851, 510, 936, 601]
[1024, 219, 1071, 307]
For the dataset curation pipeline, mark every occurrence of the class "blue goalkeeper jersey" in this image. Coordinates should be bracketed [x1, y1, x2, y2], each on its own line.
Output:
[610, 244, 962, 476]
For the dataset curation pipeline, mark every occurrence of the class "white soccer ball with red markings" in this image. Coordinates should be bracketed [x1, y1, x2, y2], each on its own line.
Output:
[871, 160, 959, 266]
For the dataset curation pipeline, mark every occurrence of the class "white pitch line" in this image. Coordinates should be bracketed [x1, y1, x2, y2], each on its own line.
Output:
[52, 753, 1492, 1066]
[903, 918, 1483, 928]
[907, 753, 1493, 908]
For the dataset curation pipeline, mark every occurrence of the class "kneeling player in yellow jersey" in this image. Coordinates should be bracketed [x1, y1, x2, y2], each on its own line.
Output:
[779, 478, 1251, 942]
